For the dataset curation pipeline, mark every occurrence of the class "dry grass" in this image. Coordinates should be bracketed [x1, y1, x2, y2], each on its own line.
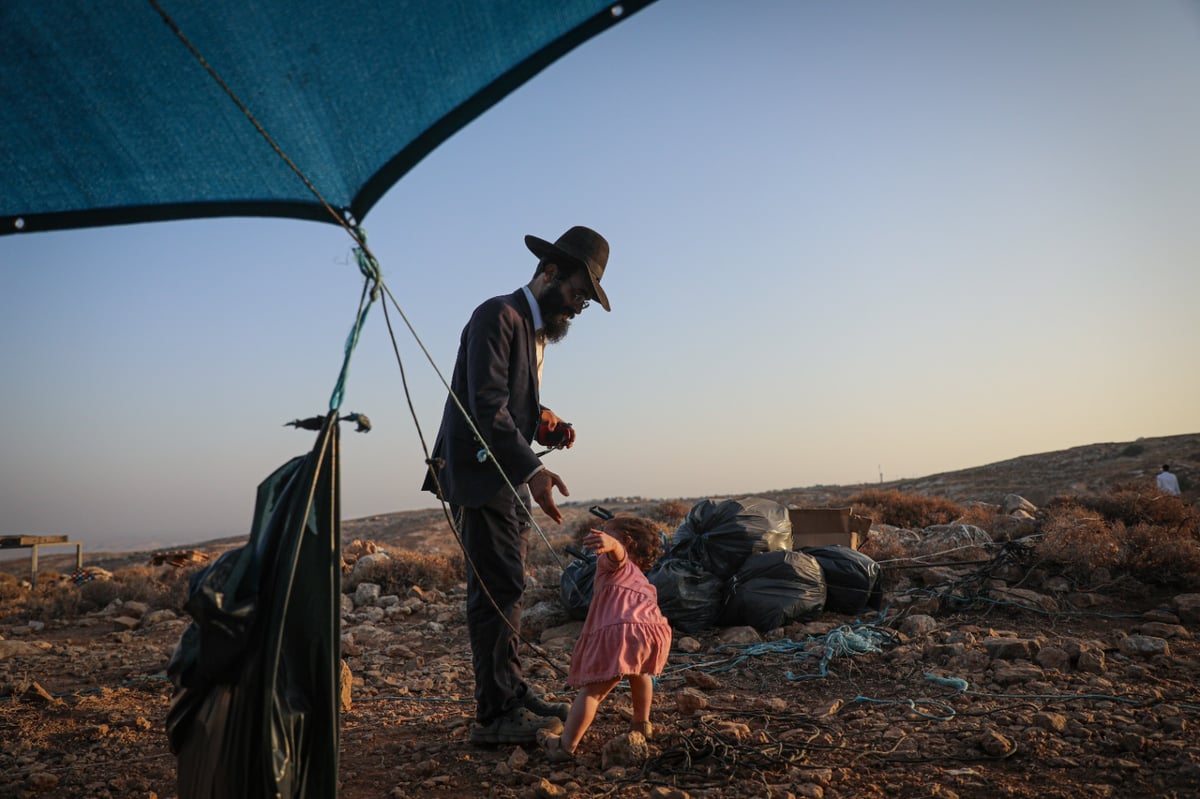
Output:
[846, 489, 964, 529]
[352, 549, 465, 594]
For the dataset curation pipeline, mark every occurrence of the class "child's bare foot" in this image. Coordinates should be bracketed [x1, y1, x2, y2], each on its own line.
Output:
[630, 720, 653, 739]
[537, 728, 576, 762]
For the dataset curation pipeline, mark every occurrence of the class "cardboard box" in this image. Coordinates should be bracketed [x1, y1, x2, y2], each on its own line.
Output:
[787, 506, 870, 551]
[794, 530, 860, 550]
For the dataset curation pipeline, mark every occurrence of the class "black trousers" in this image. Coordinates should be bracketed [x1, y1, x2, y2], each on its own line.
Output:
[457, 484, 532, 724]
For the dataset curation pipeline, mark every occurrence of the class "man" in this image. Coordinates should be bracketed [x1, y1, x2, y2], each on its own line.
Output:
[1157, 464, 1181, 496]
[422, 225, 611, 746]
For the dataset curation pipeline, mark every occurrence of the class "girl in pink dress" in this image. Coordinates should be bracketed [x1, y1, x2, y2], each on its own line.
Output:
[540, 516, 672, 760]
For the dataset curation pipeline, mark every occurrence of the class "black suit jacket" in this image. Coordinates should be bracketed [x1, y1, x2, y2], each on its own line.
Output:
[421, 289, 542, 507]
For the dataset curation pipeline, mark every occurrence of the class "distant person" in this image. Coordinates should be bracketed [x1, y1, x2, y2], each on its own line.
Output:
[421, 225, 612, 747]
[1157, 464, 1181, 496]
[538, 516, 671, 761]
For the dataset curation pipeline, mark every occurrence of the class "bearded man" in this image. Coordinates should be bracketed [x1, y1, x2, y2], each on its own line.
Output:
[421, 226, 612, 746]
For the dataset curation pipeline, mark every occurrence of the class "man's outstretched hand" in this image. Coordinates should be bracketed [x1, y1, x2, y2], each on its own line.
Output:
[528, 468, 569, 524]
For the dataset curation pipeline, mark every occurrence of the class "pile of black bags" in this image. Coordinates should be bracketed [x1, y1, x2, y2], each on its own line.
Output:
[560, 496, 883, 633]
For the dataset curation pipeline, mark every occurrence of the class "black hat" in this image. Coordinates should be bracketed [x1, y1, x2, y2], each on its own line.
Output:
[525, 226, 611, 311]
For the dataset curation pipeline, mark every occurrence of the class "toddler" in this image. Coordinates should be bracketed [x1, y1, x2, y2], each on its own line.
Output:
[540, 516, 671, 760]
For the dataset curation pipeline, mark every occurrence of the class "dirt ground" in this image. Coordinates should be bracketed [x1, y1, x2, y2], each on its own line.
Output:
[2, 555, 1198, 799]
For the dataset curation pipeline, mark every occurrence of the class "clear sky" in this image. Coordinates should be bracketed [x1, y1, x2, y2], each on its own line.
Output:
[2, 0, 1198, 553]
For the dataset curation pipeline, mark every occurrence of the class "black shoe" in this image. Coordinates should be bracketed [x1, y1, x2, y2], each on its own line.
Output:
[522, 691, 569, 721]
[470, 706, 563, 747]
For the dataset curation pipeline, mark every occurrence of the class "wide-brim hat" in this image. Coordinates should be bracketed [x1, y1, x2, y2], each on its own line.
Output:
[524, 225, 611, 311]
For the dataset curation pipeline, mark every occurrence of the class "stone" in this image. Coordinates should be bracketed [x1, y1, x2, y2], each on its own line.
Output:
[676, 687, 708, 715]
[1138, 622, 1190, 639]
[984, 637, 1037, 661]
[354, 582, 382, 607]
[1034, 646, 1072, 672]
[1118, 635, 1169, 658]
[718, 626, 763, 645]
[684, 670, 721, 689]
[1171, 593, 1200, 624]
[900, 614, 938, 637]
[1033, 712, 1069, 734]
[1001, 494, 1038, 515]
[675, 636, 702, 653]
[977, 729, 1017, 757]
[601, 731, 649, 769]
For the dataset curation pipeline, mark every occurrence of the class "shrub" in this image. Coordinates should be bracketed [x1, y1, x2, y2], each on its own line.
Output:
[1064, 485, 1200, 532]
[651, 500, 691, 529]
[1121, 523, 1200, 588]
[847, 489, 964, 529]
[1035, 506, 1121, 580]
[353, 549, 464, 594]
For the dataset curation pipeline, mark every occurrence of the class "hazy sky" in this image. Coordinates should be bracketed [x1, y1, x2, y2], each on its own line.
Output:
[2, 0, 1198, 553]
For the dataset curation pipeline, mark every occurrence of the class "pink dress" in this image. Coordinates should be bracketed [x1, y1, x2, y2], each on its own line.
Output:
[567, 552, 672, 687]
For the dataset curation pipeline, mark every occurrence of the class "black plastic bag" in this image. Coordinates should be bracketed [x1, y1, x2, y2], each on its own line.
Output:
[801, 545, 883, 613]
[719, 550, 826, 631]
[559, 546, 597, 621]
[167, 414, 341, 799]
[647, 557, 724, 633]
[668, 497, 793, 580]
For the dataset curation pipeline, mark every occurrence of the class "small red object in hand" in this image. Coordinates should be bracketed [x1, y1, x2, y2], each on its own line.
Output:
[536, 420, 575, 448]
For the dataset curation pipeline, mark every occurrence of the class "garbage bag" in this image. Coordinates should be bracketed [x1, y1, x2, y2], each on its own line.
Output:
[167, 413, 341, 799]
[801, 545, 883, 613]
[719, 550, 826, 631]
[668, 497, 792, 579]
[647, 557, 724, 633]
[559, 546, 597, 621]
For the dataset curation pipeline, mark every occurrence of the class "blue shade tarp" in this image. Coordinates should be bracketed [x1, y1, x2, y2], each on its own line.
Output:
[166, 414, 341, 799]
[0, 1, 654, 235]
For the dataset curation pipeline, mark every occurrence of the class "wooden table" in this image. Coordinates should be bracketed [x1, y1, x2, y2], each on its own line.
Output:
[0, 535, 84, 587]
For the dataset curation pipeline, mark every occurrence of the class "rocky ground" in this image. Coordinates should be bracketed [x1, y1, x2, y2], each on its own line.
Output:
[2, 538, 1199, 799]
[2, 433, 1199, 798]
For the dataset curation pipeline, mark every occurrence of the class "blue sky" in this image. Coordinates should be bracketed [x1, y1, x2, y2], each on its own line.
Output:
[2, 0, 1198, 553]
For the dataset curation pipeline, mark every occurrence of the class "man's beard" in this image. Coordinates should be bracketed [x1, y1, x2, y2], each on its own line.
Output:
[538, 289, 573, 343]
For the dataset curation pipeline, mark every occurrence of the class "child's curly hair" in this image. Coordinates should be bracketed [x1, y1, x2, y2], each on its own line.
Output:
[606, 516, 665, 572]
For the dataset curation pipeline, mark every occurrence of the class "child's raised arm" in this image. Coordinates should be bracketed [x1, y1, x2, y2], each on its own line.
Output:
[584, 528, 626, 566]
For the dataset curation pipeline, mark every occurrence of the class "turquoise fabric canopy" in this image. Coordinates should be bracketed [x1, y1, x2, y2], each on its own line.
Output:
[0, 1, 654, 235]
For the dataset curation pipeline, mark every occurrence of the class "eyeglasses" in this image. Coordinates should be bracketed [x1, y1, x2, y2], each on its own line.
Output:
[557, 275, 591, 311]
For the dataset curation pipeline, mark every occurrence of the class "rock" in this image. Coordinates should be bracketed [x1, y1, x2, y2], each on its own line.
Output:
[989, 587, 1058, 613]
[541, 621, 584, 644]
[601, 731, 649, 769]
[684, 671, 721, 690]
[1170, 594, 1200, 624]
[25, 771, 59, 791]
[507, 747, 529, 769]
[1033, 712, 1068, 734]
[141, 609, 178, 628]
[1034, 646, 1071, 672]
[676, 687, 708, 715]
[675, 636, 702, 653]
[122, 601, 150, 619]
[0, 640, 42, 659]
[984, 637, 1037, 661]
[900, 614, 938, 637]
[1118, 635, 1169, 658]
[992, 663, 1044, 685]
[354, 582, 382, 607]
[534, 779, 568, 798]
[112, 616, 140, 631]
[1001, 494, 1037, 515]
[977, 729, 1017, 757]
[1138, 622, 1190, 639]
[718, 626, 762, 645]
